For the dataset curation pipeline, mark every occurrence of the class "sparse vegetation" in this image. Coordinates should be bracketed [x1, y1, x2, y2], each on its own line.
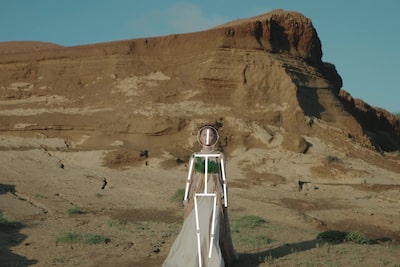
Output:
[170, 188, 185, 203]
[232, 215, 266, 232]
[345, 231, 369, 244]
[56, 232, 109, 245]
[65, 207, 83, 215]
[84, 234, 109, 245]
[107, 219, 130, 231]
[56, 232, 81, 243]
[0, 212, 8, 224]
[231, 215, 271, 248]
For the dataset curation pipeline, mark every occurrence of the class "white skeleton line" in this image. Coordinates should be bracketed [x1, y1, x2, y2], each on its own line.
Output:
[183, 153, 228, 267]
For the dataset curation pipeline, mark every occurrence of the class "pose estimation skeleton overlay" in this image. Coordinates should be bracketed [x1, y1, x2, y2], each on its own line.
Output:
[162, 125, 237, 267]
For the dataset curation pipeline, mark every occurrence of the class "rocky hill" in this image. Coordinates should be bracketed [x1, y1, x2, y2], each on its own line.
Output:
[0, 9, 398, 155]
[0, 9, 399, 266]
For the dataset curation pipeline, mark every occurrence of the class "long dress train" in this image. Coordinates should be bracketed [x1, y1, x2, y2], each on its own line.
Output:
[163, 159, 236, 267]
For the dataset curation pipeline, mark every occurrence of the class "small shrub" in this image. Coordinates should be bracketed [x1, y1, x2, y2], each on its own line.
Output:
[171, 188, 185, 203]
[0, 212, 8, 224]
[345, 231, 369, 244]
[56, 232, 81, 243]
[83, 234, 109, 245]
[66, 208, 83, 215]
[107, 220, 116, 227]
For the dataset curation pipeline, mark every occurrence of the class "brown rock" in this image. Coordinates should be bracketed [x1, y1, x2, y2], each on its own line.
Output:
[0, 9, 397, 153]
[282, 133, 308, 153]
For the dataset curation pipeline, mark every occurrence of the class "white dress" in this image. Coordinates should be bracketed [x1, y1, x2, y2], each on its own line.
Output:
[163, 154, 236, 267]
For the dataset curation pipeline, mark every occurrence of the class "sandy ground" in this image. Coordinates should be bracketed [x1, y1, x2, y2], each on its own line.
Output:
[0, 132, 399, 267]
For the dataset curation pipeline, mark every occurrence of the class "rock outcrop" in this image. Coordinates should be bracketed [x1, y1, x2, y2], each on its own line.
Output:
[0, 9, 398, 153]
[338, 89, 400, 151]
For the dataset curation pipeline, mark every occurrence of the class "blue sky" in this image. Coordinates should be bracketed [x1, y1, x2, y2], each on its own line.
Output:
[1, 0, 399, 113]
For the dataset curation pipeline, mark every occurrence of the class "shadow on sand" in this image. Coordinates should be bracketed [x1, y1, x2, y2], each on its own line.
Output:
[235, 239, 322, 267]
[235, 235, 398, 267]
[0, 183, 38, 266]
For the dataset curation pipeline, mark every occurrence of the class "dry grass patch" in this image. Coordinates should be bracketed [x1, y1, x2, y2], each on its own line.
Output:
[56, 232, 110, 245]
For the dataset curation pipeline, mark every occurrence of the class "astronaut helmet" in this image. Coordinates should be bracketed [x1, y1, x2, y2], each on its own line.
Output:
[197, 125, 219, 147]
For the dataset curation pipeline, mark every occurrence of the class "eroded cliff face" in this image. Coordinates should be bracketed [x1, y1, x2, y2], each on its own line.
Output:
[338, 89, 400, 151]
[0, 10, 398, 153]
[213, 10, 322, 64]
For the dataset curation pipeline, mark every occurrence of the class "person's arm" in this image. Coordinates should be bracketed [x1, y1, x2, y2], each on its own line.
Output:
[183, 155, 195, 207]
[219, 153, 228, 208]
